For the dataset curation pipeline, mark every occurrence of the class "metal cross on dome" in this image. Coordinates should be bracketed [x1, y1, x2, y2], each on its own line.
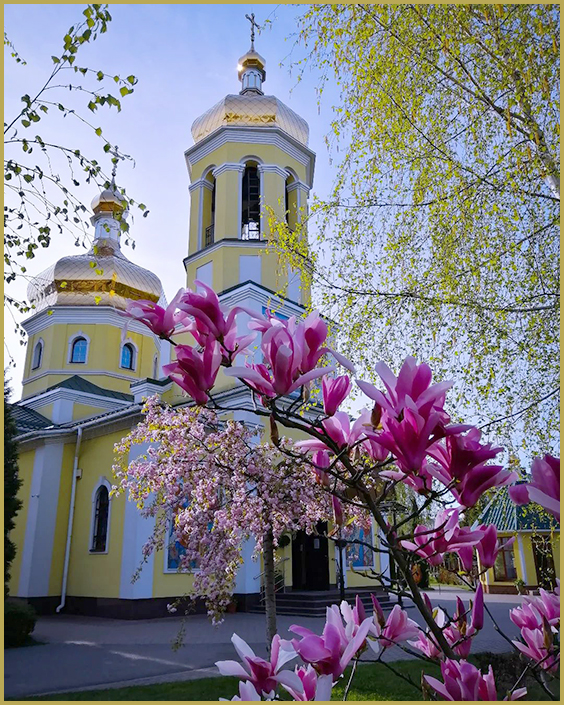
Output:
[245, 12, 261, 50]
[109, 145, 126, 181]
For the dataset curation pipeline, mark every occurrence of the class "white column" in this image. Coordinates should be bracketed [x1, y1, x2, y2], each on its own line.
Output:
[378, 525, 390, 588]
[517, 534, 528, 584]
[18, 440, 65, 597]
[119, 442, 156, 599]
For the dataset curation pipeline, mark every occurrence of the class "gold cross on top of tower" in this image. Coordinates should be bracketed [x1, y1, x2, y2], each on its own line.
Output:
[245, 12, 261, 50]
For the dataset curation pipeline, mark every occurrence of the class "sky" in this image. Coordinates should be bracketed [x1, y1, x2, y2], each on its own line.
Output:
[4, 3, 340, 398]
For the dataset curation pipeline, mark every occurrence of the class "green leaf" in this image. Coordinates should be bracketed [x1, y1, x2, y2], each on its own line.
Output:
[95, 127, 102, 136]
[127, 75, 136, 84]
[51, 55, 60, 64]
[119, 86, 131, 97]
[21, 119, 30, 127]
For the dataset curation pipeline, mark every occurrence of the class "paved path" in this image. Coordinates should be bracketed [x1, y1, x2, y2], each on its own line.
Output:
[4, 591, 524, 698]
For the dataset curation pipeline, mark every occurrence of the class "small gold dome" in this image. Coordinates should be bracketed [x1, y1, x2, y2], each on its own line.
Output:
[237, 48, 266, 79]
[91, 187, 126, 215]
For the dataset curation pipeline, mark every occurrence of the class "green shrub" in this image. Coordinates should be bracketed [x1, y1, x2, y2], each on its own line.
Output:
[4, 600, 36, 647]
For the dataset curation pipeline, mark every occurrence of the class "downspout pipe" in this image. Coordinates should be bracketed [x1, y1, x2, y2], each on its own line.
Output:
[56, 426, 83, 613]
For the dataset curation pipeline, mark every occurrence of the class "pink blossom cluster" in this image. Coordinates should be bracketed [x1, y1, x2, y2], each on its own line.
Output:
[425, 659, 527, 701]
[410, 587, 484, 660]
[509, 455, 560, 521]
[510, 580, 560, 673]
[113, 397, 361, 622]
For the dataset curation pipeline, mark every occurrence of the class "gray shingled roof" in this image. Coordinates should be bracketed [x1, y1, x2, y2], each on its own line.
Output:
[45, 375, 133, 402]
[480, 485, 559, 533]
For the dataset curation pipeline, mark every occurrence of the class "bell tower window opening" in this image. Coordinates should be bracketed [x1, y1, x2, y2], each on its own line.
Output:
[205, 181, 216, 248]
[242, 164, 260, 240]
[91, 485, 110, 552]
[31, 340, 44, 370]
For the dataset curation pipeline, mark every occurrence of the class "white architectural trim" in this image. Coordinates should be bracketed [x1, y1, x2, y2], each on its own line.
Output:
[185, 126, 316, 187]
[212, 162, 246, 178]
[22, 306, 162, 343]
[184, 238, 268, 269]
[218, 281, 306, 318]
[89, 477, 113, 555]
[517, 534, 528, 584]
[67, 331, 90, 365]
[286, 179, 310, 194]
[119, 442, 156, 599]
[17, 441, 65, 597]
[22, 367, 147, 387]
[120, 338, 138, 372]
[258, 164, 290, 180]
[238, 154, 265, 166]
[19, 386, 131, 414]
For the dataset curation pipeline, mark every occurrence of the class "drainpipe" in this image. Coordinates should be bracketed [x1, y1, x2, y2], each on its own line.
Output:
[56, 426, 83, 613]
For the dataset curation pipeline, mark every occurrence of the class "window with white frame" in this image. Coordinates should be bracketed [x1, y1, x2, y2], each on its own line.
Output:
[120, 342, 136, 370]
[91, 484, 110, 552]
[31, 340, 44, 370]
[70, 336, 88, 363]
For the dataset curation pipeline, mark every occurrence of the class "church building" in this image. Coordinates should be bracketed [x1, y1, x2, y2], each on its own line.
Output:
[8, 41, 382, 618]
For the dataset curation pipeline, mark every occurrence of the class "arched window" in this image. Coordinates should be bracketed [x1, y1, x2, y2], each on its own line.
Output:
[31, 340, 43, 370]
[241, 164, 260, 240]
[70, 337, 88, 364]
[152, 354, 159, 379]
[91, 485, 110, 552]
[120, 342, 135, 370]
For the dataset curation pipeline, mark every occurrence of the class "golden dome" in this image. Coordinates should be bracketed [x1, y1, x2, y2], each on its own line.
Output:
[191, 93, 310, 146]
[91, 187, 126, 215]
[27, 240, 165, 313]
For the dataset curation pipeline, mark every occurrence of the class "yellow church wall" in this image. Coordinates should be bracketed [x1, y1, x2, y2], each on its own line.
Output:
[22, 323, 158, 399]
[66, 430, 126, 598]
[521, 534, 538, 584]
[48, 443, 77, 595]
[72, 403, 109, 422]
[151, 548, 197, 598]
[8, 449, 36, 595]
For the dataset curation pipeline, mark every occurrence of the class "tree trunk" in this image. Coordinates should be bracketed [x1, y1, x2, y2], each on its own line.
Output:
[263, 526, 277, 651]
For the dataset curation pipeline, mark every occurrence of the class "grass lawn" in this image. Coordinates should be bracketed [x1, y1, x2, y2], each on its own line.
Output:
[15, 655, 555, 701]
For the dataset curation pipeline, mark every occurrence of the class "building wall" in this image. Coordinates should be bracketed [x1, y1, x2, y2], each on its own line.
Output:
[8, 449, 36, 596]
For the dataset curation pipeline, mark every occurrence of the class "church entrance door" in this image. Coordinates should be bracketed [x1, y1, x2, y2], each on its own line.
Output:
[291, 522, 329, 590]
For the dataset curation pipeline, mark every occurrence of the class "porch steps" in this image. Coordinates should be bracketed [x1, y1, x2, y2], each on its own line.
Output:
[247, 587, 396, 617]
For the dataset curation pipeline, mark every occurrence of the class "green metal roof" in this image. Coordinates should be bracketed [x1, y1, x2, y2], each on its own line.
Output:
[479, 485, 559, 533]
[45, 375, 133, 402]
[9, 405, 52, 433]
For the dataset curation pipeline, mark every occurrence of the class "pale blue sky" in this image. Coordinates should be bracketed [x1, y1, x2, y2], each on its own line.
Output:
[4, 3, 339, 396]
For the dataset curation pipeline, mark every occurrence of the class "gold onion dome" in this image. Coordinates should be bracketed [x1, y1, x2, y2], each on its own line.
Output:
[191, 44, 309, 146]
[27, 187, 164, 313]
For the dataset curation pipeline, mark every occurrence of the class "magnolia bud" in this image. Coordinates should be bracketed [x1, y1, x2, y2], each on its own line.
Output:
[371, 403, 382, 428]
[269, 416, 280, 447]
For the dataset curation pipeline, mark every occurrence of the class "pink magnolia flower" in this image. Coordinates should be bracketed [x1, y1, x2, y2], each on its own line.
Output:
[290, 611, 373, 680]
[162, 338, 222, 405]
[400, 509, 484, 566]
[367, 604, 420, 655]
[425, 659, 527, 701]
[322, 375, 352, 416]
[312, 450, 331, 487]
[216, 633, 302, 696]
[508, 455, 560, 521]
[356, 356, 452, 424]
[475, 525, 515, 570]
[332, 496, 344, 527]
[427, 428, 515, 508]
[512, 626, 560, 673]
[281, 665, 333, 701]
[123, 288, 193, 339]
[220, 680, 262, 701]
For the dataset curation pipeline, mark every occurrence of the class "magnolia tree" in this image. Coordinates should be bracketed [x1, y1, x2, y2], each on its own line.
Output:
[117, 281, 560, 701]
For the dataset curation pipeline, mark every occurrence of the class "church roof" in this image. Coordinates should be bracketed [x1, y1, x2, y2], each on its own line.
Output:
[191, 93, 309, 146]
[9, 405, 52, 433]
[45, 375, 134, 402]
[479, 485, 559, 533]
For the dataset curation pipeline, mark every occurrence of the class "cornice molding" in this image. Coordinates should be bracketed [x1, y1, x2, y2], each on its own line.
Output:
[183, 238, 266, 269]
[185, 127, 316, 187]
[286, 180, 311, 194]
[212, 162, 246, 178]
[21, 306, 161, 343]
[22, 368, 144, 387]
[188, 178, 215, 193]
[257, 164, 289, 179]
[18, 386, 131, 414]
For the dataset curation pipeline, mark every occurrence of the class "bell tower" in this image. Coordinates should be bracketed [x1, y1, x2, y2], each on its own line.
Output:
[183, 37, 315, 314]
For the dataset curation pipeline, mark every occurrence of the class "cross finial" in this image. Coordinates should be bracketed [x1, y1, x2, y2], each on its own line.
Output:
[109, 145, 127, 184]
[245, 12, 261, 50]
